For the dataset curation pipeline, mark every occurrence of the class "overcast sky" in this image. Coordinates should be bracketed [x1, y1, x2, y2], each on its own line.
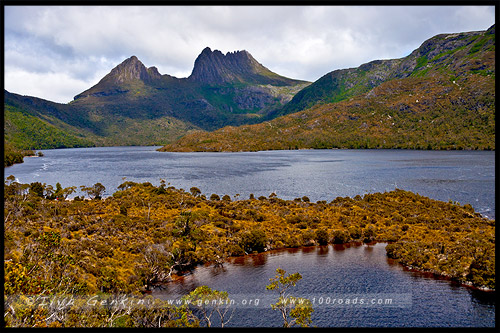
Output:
[4, 5, 495, 103]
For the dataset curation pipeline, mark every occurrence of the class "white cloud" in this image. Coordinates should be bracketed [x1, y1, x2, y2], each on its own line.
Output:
[4, 5, 495, 102]
[5, 69, 102, 104]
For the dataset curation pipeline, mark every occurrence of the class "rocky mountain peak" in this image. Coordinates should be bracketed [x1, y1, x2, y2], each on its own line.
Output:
[73, 56, 164, 100]
[188, 47, 273, 84]
[108, 55, 161, 83]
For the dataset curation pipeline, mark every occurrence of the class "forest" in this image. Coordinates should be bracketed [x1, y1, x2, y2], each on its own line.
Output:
[4, 105, 95, 152]
[4, 179, 495, 327]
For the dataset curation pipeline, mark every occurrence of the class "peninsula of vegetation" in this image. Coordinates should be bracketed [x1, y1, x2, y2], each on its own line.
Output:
[4, 178, 495, 327]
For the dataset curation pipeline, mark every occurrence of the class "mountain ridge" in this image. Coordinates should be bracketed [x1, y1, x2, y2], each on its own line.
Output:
[67, 47, 310, 133]
[188, 47, 305, 86]
[269, 24, 495, 119]
[74, 55, 176, 100]
[74, 48, 308, 101]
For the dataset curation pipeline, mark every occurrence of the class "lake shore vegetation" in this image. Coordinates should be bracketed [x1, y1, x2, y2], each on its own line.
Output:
[4, 179, 495, 327]
[4, 141, 36, 167]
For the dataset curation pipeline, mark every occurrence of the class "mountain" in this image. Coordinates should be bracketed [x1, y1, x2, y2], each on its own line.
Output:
[5, 25, 495, 155]
[159, 25, 495, 152]
[74, 55, 167, 100]
[71, 48, 310, 131]
[4, 103, 95, 150]
[4, 89, 201, 147]
[4, 48, 310, 151]
[189, 47, 303, 86]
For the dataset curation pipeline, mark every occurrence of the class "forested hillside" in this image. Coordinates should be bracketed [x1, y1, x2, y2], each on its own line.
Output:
[4, 141, 35, 167]
[4, 104, 95, 151]
[4, 103, 96, 166]
[269, 24, 495, 118]
[160, 74, 494, 152]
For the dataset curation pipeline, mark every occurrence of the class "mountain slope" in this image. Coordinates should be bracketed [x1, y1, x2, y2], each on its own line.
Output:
[74, 55, 169, 100]
[4, 104, 95, 150]
[4, 89, 202, 147]
[160, 26, 495, 152]
[268, 24, 495, 119]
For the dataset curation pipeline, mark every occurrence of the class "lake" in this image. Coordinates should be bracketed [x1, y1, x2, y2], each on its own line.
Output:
[4, 147, 495, 219]
[4, 147, 495, 327]
[153, 242, 495, 327]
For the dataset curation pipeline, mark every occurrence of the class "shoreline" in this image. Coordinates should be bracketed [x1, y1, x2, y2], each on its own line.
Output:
[400, 264, 495, 293]
[158, 146, 496, 153]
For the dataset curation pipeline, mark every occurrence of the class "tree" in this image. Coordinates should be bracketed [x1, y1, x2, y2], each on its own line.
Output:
[182, 286, 233, 327]
[45, 184, 56, 199]
[174, 211, 193, 237]
[266, 268, 314, 327]
[190, 187, 202, 197]
[61, 186, 77, 200]
[54, 182, 64, 199]
[29, 182, 45, 197]
[80, 182, 106, 200]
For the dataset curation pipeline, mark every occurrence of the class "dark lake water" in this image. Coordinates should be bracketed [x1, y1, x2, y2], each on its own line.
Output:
[153, 243, 495, 327]
[4, 147, 495, 219]
[4, 147, 495, 327]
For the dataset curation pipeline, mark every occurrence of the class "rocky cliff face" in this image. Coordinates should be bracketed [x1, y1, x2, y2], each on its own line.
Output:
[189, 48, 252, 84]
[107, 55, 163, 83]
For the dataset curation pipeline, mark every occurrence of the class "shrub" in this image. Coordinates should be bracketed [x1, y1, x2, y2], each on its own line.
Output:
[239, 229, 267, 253]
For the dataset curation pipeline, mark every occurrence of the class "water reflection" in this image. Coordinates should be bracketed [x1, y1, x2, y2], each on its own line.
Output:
[332, 244, 347, 251]
[301, 246, 316, 254]
[207, 264, 227, 279]
[469, 289, 496, 305]
[316, 246, 329, 256]
[229, 253, 268, 266]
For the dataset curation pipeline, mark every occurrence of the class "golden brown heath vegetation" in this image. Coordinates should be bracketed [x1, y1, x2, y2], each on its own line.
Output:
[4, 179, 494, 326]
